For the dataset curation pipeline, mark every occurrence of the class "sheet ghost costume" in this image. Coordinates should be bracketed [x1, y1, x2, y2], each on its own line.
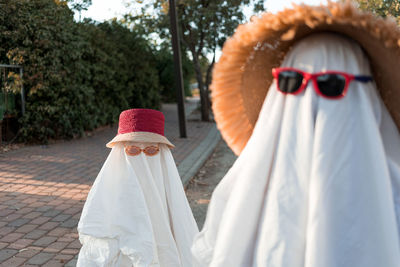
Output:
[192, 2, 400, 267]
[77, 109, 198, 267]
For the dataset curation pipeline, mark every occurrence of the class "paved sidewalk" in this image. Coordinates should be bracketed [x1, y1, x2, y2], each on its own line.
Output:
[186, 140, 236, 230]
[0, 98, 219, 266]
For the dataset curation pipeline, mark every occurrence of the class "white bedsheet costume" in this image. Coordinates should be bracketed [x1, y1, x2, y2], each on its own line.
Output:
[192, 34, 400, 267]
[77, 142, 198, 267]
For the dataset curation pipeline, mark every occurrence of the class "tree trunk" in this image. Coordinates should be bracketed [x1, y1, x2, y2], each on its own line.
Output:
[192, 54, 209, 121]
[205, 52, 215, 111]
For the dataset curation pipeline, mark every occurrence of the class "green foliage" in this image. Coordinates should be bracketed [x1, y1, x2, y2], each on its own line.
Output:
[3, 72, 22, 94]
[128, 0, 265, 121]
[357, 0, 400, 22]
[78, 21, 161, 125]
[66, 0, 92, 13]
[0, 0, 161, 143]
[130, 0, 264, 52]
[155, 45, 193, 103]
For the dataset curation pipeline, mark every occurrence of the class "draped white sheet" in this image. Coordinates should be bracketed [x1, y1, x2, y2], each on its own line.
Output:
[192, 33, 400, 267]
[77, 143, 199, 267]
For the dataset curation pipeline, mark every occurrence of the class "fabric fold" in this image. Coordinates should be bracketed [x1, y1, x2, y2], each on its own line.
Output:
[78, 143, 198, 266]
[192, 33, 400, 267]
[78, 146, 154, 266]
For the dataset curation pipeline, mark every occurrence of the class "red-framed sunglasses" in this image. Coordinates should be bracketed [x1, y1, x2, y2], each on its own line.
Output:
[124, 145, 160, 156]
[272, 67, 373, 99]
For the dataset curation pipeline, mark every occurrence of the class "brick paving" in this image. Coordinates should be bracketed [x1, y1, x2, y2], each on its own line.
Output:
[0, 98, 215, 266]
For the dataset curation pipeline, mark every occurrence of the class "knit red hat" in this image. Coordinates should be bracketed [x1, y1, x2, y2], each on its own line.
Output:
[106, 109, 174, 148]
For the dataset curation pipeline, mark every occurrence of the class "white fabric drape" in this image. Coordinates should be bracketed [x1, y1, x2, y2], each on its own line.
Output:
[77, 143, 199, 267]
[192, 33, 400, 267]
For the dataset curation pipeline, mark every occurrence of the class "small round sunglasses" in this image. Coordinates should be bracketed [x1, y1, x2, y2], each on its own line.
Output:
[124, 145, 160, 156]
[272, 67, 373, 99]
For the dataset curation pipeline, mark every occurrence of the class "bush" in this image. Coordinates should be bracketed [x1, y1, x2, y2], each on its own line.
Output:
[0, 0, 161, 143]
[155, 45, 193, 103]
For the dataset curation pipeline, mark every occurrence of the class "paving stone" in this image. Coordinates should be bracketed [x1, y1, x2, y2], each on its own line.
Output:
[57, 236, 75, 243]
[4, 199, 19, 205]
[22, 198, 37, 204]
[43, 209, 62, 217]
[60, 248, 79, 255]
[65, 256, 78, 267]
[63, 207, 81, 215]
[30, 216, 51, 225]
[23, 229, 47, 239]
[0, 255, 26, 266]
[35, 205, 53, 212]
[27, 252, 55, 265]
[51, 214, 71, 222]
[55, 204, 72, 211]
[47, 199, 64, 206]
[0, 249, 18, 262]
[53, 253, 74, 261]
[14, 207, 33, 214]
[38, 221, 59, 231]
[7, 218, 30, 227]
[60, 219, 78, 228]
[16, 247, 41, 258]
[0, 226, 15, 236]
[27, 202, 44, 208]
[42, 259, 65, 267]
[43, 241, 68, 253]
[12, 203, 28, 210]
[67, 239, 81, 249]
[3, 213, 22, 222]
[23, 211, 41, 219]
[37, 196, 56, 203]
[33, 236, 57, 247]
[0, 232, 24, 243]
[7, 238, 34, 250]
[15, 224, 38, 233]
[47, 227, 69, 237]
[0, 242, 8, 249]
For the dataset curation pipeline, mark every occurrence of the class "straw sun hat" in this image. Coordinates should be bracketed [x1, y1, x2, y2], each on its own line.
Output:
[106, 109, 174, 148]
[212, 0, 400, 155]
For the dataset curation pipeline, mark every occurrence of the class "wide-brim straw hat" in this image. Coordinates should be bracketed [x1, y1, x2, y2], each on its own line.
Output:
[106, 109, 174, 148]
[212, 0, 400, 155]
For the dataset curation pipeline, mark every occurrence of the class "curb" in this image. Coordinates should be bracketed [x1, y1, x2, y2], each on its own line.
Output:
[178, 123, 221, 186]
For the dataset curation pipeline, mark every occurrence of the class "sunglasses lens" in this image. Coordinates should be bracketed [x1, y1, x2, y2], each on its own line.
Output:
[278, 71, 304, 93]
[125, 146, 141, 156]
[316, 74, 346, 97]
[143, 146, 159, 156]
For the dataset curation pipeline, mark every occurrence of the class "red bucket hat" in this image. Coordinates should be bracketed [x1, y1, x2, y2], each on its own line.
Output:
[106, 109, 174, 148]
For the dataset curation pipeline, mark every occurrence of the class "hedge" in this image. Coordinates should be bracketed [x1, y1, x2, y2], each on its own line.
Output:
[155, 45, 194, 103]
[0, 0, 161, 143]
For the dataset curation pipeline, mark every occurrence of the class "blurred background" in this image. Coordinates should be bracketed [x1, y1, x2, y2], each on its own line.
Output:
[0, 0, 397, 147]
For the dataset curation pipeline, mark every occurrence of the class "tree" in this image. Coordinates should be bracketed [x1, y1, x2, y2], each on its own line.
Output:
[155, 44, 194, 103]
[65, 0, 92, 21]
[129, 0, 264, 121]
[357, 0, 400, 22]
[0, 0, 161, 143]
